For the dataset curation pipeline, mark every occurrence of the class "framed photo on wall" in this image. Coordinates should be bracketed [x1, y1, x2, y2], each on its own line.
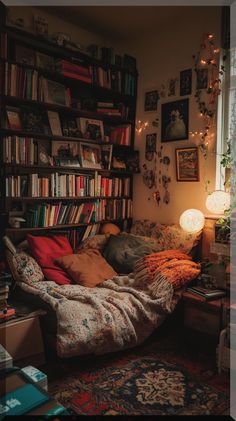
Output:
[175, 147, 199, 181]
[180, 69, 192, 96]
[144, 90, 159, 112]
[161, 98, 189, 142]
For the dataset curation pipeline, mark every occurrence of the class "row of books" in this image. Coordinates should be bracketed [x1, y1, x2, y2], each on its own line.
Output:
[25, 198, 132, 228]
[5, 173, 131, 198]
[88, 46, 137, 72]
[3, 136, 38, 165]
[110, 124, 131, 145]
[96, 100, 122, 116]
[56, 59, 92, 84]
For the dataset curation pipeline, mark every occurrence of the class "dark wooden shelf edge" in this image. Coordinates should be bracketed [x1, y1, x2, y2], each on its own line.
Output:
[5, 195, 131, 201]
[1, 128, 132, 148]
[5, 218, 132, 232]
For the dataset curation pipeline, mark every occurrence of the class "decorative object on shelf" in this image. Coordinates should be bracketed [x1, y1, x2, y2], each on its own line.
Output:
[180, 69, 192, 96]
[47, 111, 62, 137]
[42, 79, 70, 106]
[62, 117, 82, 138]
[192, 33, 225, 154]
[179, 209, 205, 233]
[38, 143, 51, 166]
[50, 32, 71, 46]
[8, 217, 26, 228]
[15, 45, 35, 65]
[33, 15, 48, 37]
[168, 78, 178, 96]
[175, 147, 199, 182]
[142, 164, 155, 189]
[6, 107, 22, 131]
[145, 133, 157, 161]
[144, 90, 159, 112]
[205, 190, 230, 215]
[79, 143, 102, 169]
[101, 145, 113, 170]
[161, 98, 189, 142]
[79, 118, 104, 141]
[35, 52, 55, 72]
[21, 107, 51, 135]
[135, 120, 149, 134]
[51, 140, 79, 167]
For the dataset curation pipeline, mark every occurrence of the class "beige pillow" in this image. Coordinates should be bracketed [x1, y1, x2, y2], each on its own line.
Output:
[55, 249, 117, 287]
[6, 250, 44, 285]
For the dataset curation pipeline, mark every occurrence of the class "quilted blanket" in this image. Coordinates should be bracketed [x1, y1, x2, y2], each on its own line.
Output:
[18, 274, 179, 358]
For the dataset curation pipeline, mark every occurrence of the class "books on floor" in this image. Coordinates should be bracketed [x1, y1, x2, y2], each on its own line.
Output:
[0, 344, 13, 370]
[186, 285, 227, 301]
[22, 366, 48, 391]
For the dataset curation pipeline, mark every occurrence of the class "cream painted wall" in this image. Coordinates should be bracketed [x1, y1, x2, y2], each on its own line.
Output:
[114, 7, 222, 224]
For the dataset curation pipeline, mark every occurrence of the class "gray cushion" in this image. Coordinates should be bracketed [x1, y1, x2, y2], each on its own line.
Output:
[102, 233, 160, 274]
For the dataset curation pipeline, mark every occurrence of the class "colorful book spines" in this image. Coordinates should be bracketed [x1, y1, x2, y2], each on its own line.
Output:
[25, 198, 132, 228]
[3, 137, 36, 165]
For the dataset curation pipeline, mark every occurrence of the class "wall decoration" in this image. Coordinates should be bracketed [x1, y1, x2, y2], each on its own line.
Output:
[175, 147, 199, 181]
[160, 84, 166, 98]
[126, 150, 140, 173]
[142, 164, 155, 189]
[196, 68, 208, 90]
[168, 78, 178, 96]
[180, 69, 192, 96]
[145, 133, 157, 161]
[192, 33, 225, 154]
[152, 117, 159, 127]
[144, 90, 159, 112]
[161, 98, 189, 142]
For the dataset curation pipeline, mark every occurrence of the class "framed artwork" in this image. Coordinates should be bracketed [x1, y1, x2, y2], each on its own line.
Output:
[196, 68, 208, 90]
[80, 142, 102, 169]
[180, 69, 192, 96]
[101, 144, 113, 170]
[47, 111, 62, 136]
[145, 133, 157, 161]
[175, 147, 199, 181]
[6, 107, 22, 130]
[42, 79, 67, 106]
[161, 98, 189, 142]
[79, 118, 104, 141]
[144, 90, 159, 112]
[51, 140, 78, 158]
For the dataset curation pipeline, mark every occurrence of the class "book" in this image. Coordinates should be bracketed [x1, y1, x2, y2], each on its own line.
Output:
[22, 366, 48, 391]
[0, 344, 13, 370]
[186, 286, 227, 300]
[79, 202, 94, 224]
[0, 383, 49, 416]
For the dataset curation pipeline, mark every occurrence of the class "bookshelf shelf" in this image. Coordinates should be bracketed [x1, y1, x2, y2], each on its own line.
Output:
[5, 195, 131, 202]
[0, 8, 137, 247]
[1, 95, 134, 125]
[5, 218, 132, 233]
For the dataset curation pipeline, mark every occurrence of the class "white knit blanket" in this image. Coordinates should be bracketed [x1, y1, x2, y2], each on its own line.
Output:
[18, 274, 179, 358]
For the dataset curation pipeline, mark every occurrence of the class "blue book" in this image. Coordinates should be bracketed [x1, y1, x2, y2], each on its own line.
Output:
[0, 383, 49, 416]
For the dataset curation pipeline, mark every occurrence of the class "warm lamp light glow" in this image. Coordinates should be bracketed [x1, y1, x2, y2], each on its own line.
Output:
[179, 209, 205, 233]
[205, 190, 230, 214]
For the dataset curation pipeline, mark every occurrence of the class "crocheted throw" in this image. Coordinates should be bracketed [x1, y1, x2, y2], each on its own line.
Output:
[134, 249, 200, 291]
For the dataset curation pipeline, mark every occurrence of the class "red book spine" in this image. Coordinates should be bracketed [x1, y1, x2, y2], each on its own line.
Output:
[61, 71, 92, 84]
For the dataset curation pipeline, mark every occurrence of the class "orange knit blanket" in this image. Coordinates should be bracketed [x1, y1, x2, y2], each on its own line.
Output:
[134, 249, 200, 290]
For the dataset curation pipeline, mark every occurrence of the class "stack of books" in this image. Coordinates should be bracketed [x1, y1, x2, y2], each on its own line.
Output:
[22, 366, 48, 391]
[0, 344, 13, 369]
[96, 101, 121, 116]
[186, 285, 227, 301]
[56, 59, 92, 84]
[0, 272, 15, 322]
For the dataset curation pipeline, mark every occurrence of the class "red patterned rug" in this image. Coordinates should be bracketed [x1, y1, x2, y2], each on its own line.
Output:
[46, 326, 230, 416]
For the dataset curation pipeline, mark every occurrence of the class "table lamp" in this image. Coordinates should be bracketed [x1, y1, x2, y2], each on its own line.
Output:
[179, 209, 205, 233]
[205, 190, 230, 215]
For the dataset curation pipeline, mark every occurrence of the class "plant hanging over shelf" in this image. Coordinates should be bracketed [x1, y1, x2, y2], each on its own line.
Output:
[193, 33, 226, 158]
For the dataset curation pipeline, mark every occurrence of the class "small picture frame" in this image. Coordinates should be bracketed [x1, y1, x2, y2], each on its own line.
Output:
[144, 90, 159, 112]
[80, 142, 102, 169]
[180, 69, 192, 96]
[42, 79, 67, 106]
[37, 143, 51, 166]
[161, 98, 189, 142]
[6, 107, 22, 131]
[79, 118, 104, 141]
[51, 140, 79, 158]
[175, 147, 199, 181]
[47, 111, 62, 137]
[196, 68, 208, 90]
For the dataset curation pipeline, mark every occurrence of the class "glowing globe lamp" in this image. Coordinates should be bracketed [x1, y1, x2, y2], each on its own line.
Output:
[179, 209, 205, 233]
[205, 190, 230, 215]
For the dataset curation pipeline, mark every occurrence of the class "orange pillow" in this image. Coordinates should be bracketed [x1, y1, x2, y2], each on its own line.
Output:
[55, 249, 117, 288]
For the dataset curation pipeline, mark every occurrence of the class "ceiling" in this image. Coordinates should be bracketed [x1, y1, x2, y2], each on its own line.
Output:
[40, 6, 203, 41]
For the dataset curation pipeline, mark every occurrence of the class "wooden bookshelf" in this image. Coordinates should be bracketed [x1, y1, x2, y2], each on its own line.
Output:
[0, 5, 138, 250]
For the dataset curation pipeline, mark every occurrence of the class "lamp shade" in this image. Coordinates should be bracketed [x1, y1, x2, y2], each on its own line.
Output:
[179, 209, 205, 233]
[205, 190, 230, 214]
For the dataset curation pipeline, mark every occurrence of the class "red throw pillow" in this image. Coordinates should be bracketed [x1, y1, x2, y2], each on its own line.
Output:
[27, 235, 73, 285]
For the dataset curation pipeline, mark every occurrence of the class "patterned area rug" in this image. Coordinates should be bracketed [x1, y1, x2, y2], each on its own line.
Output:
[47, 324, 229, 416]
